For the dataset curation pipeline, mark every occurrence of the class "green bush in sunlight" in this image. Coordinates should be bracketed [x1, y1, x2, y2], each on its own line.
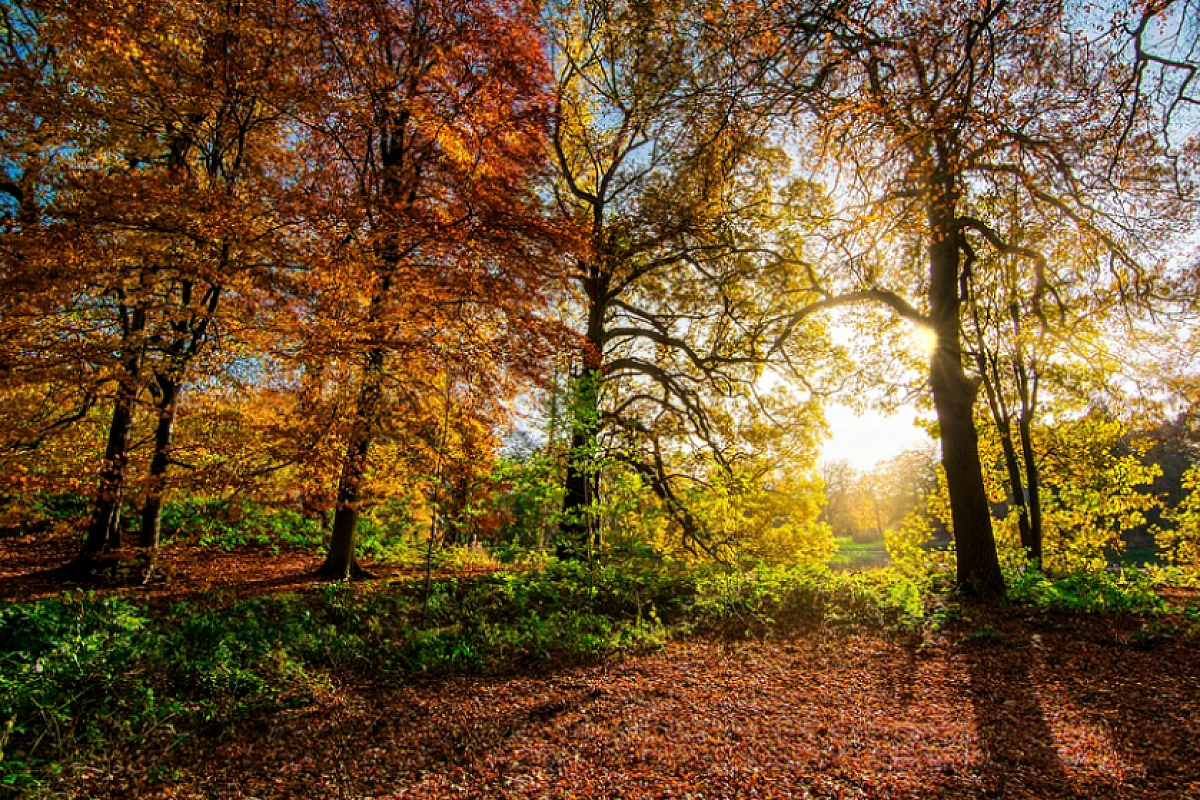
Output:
[1006, 569, 1164, 614]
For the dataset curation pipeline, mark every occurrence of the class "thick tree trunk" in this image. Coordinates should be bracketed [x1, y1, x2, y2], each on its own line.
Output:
[927, 185, 1005, 598]
[930, 359, 1005, 597]
[81, 389, 137, 555]
[318, 346, 385, 580]
[322, 498, 368, 580]
[558, 366, 600, 560]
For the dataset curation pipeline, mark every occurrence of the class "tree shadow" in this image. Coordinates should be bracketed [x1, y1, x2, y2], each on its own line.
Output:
[1025, 623, 1200, 796]
[143, 673, 612, 799]
[962, 631, 1080, 799]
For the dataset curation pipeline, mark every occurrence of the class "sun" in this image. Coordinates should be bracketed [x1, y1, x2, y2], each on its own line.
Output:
[910, 325, 938, 358]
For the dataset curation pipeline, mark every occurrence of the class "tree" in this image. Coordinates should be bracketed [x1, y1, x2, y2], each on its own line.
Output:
[40, 0, 304, 574]
[0, 0, 158, 560]
[961, 196, 1161, 571]
[774, 0, 1187, 596]
[1160, 461, 1200, 575]
[547, 0, 835, 560]
[293, 0, 567, 579]
[818, 459, 858, 538]
[821, 448, 939, 542]
[0, 2, 110, 507]
[1021, 411, 1160, 575]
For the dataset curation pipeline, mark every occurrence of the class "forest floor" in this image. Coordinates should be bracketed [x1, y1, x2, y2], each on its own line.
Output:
[4, 531, 1200, 800]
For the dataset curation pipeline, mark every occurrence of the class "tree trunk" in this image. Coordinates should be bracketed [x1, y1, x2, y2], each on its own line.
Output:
[81, 388, 137, 555]
[558, 266, 607, 560]
[138, 279, 221, 573]
[871, 490, 885, 537]
[927, 184, 1005, 598]
[76, 307, 147, 565]
[557, 366, 600, 560]
[976, 352, 1035, 559]
[930, 360, 1005, 597]
[997, 425, 1035, 555]
[138, 374, 180, 578]
[318, 123, 405, 580]
[1017, 399, 1043, 570]
[318, 346, 385, 580]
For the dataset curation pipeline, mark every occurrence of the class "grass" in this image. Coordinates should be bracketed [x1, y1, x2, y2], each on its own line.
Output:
[830, 536, 891, 570]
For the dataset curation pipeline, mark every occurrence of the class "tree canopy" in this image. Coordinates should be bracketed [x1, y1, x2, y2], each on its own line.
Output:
[0, 0, 1196, 597]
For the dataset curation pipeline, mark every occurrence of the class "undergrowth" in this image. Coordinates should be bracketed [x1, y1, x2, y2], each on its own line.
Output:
[1, 559, 1193, 795]
[1006, 568, 1167, 614]
[0, 561, 920, 793]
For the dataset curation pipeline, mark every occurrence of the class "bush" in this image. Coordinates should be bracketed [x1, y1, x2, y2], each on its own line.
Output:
[0, 597, 166, 792]
[1007, 569, 1165, 614]
[0, 593, 346, 793]
[354, 500, 424, 563]
[689, 565, 924, 634]
[161, 496, 324, 553]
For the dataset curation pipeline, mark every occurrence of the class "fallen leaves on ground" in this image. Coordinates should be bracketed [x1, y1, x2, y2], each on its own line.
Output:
[64, 615, 1200, 799]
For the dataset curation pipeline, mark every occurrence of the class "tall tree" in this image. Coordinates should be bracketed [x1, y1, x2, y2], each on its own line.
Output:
[0, 0, 152, 557]
[294, 0, 566, 579]
[966, 242, 1046, 568]
[961, 198, 1152, 571]
[0, 2, 107, 496]
[774, 0, 1187, 596]
[42, 0, 303, 574]
[547, 0, 836, 560]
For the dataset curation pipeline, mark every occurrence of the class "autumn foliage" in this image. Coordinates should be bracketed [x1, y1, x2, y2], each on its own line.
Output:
[0, 0, 1197, 609]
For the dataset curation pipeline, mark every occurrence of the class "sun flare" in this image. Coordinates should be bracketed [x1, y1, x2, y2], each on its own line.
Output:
[911, 325, 938, 358]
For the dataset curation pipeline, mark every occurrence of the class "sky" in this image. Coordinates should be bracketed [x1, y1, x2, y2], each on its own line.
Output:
[819, 403, 933, 472]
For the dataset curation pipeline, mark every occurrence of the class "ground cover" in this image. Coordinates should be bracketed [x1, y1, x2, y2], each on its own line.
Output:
[2, 531, 1198, 800]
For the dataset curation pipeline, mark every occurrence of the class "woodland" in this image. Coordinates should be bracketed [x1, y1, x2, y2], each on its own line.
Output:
[2, 0, 1200, 797]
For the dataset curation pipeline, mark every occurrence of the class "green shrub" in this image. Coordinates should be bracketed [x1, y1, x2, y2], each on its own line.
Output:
[354, 506, 423, 564]
[1007, 569, 1165, 614]
[0, 593, 354, 793]
[161, 496, 324, 553]
[28, 493, 91, 524]
[688, 565, 924, 633]
[0, 597, 166, 792]
[959, 624, 1006, 644]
